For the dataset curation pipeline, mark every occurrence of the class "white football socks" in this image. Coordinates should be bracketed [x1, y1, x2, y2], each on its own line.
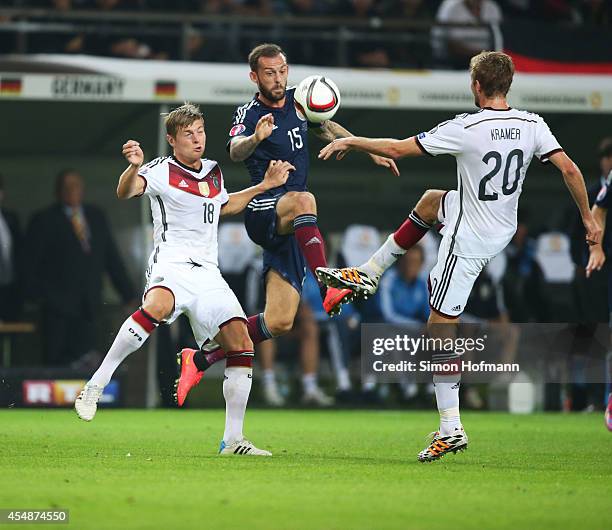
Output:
[262, 369, 276, 389]
[223, 367, 253, 444]
[433, 373, 462, 435]
[89, 315, 152, 388]
[360, 234, 406, 278]
[302, 373, 318, 395]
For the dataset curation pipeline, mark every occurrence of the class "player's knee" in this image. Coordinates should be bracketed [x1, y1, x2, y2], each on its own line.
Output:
[142, 290, 174, 321]
[293, 192, 317, 216]
[267, 315, 295, 336]
[228, 334, 254, 353]
[415, 189, 444, 223]
[141, 302, 171, 322]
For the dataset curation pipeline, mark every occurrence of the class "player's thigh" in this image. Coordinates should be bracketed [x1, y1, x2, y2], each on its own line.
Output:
[275, 191, 317, 235]
[415, 189, 447, 224]
[142, 262, 196, 323]
[188, 270, 247, 348]
[215, 319, 253, 353]
[263, 269, 301, 334]
[428, 237, 489, 319]
[435, 190, 457, 225]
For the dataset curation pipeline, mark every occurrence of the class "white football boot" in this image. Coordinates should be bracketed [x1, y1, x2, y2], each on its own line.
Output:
[219, 438, 272, 456]
[302, 387, 334, 407]
[418, 427, 469, 462]
[74, 383, 104, 421]
[316, 266, 379, 298]
[263, 383, 286, 407]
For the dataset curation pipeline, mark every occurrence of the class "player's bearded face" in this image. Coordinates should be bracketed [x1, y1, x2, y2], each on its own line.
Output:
[255, 56, 288, 103]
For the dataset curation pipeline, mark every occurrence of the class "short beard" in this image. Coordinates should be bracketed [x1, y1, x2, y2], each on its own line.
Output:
[259, 83, 286, 102]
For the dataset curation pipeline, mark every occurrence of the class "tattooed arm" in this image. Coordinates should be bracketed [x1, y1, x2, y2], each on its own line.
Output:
[312, 120, 400, 176]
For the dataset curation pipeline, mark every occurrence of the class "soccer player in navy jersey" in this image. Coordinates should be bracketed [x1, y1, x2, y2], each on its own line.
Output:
[174, 43, 398, 406]
[585, 138, 612, 431]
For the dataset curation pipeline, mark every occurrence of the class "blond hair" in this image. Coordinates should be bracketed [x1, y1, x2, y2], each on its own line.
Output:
[164, 103, 204, 137]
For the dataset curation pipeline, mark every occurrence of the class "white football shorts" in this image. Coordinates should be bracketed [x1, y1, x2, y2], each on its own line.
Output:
[143, 261, 246, 347]
[428, 190, 491, 318]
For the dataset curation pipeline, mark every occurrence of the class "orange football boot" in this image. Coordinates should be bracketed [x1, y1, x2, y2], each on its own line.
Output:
[322, 286, 354, 317]
[174, 348, 204, 407]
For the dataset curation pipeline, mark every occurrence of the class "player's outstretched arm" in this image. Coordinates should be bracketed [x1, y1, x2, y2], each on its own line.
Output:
[229, 113, 275, 162]
[549, 151, 601, 246]
[221, 160, 295, 216]
[318, 136, 423, 164]
[586, 205, 607, 277]
[313, 121, 400, 176]
[117, 140, 146, 199]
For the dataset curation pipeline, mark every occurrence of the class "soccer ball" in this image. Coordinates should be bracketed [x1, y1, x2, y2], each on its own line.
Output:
[294, 75, 341, 124]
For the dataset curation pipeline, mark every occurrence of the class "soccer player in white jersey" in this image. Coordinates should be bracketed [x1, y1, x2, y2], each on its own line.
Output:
[75, 103, 294, 457]
[316, 51, 601, 461]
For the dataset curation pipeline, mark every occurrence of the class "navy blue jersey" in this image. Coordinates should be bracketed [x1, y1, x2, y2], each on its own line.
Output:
[596, 175, 612, 210]
[228, 87, 315, 194]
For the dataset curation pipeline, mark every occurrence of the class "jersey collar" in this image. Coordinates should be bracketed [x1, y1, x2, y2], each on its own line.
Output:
[255, 92, 289, 112]
[482, 106, 512, 111]
[171, 155, 203, 174]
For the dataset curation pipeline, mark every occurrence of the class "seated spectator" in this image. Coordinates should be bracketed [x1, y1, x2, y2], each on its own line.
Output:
[377, 244, 432, 403]
[243, 258, 333, 406]
[432, 0, 503, 69]
[378, 245, 430, 324]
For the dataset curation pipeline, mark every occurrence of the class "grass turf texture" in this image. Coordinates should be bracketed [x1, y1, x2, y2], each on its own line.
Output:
[0, 410, 611, 530]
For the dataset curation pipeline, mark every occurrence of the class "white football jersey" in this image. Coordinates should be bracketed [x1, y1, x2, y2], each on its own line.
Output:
[417, 107, 562, 258]
[138, 156, 229, 267]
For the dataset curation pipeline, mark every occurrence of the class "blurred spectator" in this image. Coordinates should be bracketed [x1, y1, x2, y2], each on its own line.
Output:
[199, 0, 236, 14]
[282, 1, 337, 65]
[432, 0, 503, 69]
[568, 137, 612, 323]
[381, 0, 432, 18]
[28, 0, 87, 55]
[462, 254, 519, 409]
[244, 258, 333, 406]
[232, 0, 275, 15]
[296, 271, 335, 405]
[24, 169, 136, 367]
[286, 0, 330, 15]
[218, 222, 257, 305]
[336, 225, 385, 401]
[88, 0, 171, 59]
[501, 0, 580, 21]
[334, 0, 393, 67]
[580, 0, 611, 26]
[503, 209, 541, 321]
[378, 245, 430, 404]
[378, 245, 429, 324]
[0, 174, 23, 322]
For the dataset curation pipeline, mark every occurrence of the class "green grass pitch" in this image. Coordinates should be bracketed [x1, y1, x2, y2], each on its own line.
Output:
[1, 409, 611, 530]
